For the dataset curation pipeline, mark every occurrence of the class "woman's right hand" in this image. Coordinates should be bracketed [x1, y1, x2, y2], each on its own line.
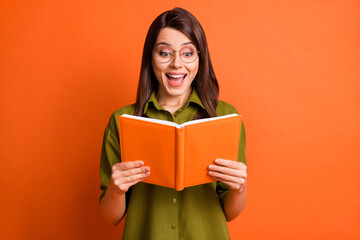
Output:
[107, 161, 150, 195]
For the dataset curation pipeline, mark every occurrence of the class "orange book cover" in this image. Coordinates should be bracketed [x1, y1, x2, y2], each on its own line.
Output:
[118, 114, 242, 191]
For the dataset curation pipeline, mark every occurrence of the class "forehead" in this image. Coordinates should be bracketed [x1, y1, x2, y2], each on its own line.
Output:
[155, 27, 193, 46]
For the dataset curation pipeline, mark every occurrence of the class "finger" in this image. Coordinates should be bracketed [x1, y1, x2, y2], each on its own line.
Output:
[113, 166, 150, 178]
[214, 159, 247, 170]
[117, 175, 149, 193]
[126, 175, 150, 187]
[113, 171, 151, 185]
[208, 170, 246, 184]
[208, 164, 247, 178]
[112, 161, 144, 171]
[210, 176, 246, 192]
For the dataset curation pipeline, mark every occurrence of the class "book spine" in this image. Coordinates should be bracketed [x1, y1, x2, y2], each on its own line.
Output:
[118, 116, 125, 161]
[175, 127, 185, 191]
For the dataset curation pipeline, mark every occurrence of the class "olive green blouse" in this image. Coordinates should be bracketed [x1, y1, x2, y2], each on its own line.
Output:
[100, 89, 246, 240]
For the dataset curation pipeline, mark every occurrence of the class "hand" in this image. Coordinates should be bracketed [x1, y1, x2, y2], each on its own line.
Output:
[208, 159, 247, 192]
[108, 161, 150, 195]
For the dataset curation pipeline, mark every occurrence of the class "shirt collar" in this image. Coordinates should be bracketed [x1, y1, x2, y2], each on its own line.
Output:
[143, 89, 205, 114]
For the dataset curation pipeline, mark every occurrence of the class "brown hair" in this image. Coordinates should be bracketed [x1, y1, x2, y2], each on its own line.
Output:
[134, 7, 219, 118]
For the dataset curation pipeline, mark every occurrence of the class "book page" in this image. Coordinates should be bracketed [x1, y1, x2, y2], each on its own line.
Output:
[180, 113, 238, 127]
[121, 113, 239, 128]
[121, 114, 180, 127]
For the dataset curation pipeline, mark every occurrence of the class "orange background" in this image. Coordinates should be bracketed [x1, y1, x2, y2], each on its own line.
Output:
[1, 0, 359, 239]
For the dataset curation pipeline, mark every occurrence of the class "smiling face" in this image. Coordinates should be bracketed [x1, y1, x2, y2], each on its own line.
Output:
[152, 27, 199, 102]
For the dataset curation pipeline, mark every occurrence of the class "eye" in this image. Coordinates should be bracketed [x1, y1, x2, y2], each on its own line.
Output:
[181, 47, 195, 58]
[160, 51, 171, 57]
[156, 47, 172, 58]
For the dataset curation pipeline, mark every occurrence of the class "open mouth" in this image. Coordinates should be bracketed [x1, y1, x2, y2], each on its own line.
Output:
[165, 73, 187, 87]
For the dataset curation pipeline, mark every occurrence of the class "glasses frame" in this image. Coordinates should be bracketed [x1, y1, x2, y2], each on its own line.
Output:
[154, 46, 201, 64]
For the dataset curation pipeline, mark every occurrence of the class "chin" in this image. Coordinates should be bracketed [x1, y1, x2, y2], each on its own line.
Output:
[164, 85, 191, 97]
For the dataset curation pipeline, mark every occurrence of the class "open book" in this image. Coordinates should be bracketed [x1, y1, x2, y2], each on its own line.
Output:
[118, 113, 242, 191]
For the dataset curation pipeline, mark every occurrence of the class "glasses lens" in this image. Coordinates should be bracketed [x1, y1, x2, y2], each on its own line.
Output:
[154, 46, 173, 63]
[154, 46, 199, 63]
[180, 46, 198, 63]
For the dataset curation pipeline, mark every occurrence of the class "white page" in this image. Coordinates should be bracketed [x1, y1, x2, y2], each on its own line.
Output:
[180, 113, 238, 127]
[121, 114, 181, 127]
[121, 113, 238, 128]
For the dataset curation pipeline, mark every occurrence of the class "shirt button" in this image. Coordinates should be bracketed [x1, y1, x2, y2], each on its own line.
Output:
[171, 225, 176, 229]
[172, 198, 176, 203]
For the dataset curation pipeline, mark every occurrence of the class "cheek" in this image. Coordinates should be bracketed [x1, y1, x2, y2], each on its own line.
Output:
[188, 62, 199, 78]
[152, 62, 164, 82]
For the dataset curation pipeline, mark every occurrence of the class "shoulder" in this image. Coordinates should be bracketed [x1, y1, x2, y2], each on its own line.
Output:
[106, 104, 136, 131]
[216, 100, 239, 116]
[112, 104, 136, 118]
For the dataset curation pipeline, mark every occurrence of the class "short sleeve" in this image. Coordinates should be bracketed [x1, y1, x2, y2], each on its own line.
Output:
[99, 123, 120, 201]
[216, 120, 246, 205]
[99, 114, 132, 207]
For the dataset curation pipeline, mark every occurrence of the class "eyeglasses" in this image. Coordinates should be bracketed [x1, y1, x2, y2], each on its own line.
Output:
[154, 45, 200, 63]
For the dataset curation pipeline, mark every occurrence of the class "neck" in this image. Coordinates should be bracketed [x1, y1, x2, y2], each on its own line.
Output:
[156, 88, 192, 111]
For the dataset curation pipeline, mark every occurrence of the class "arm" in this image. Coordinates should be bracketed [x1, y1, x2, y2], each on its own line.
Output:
[100, 181, 127, 226]
[223, 118, 247, 221]
[100, 161, 150, 225]
[208, 159, 247, 222]
[223, 179, 247, 222]
[99, 113, 151, 225]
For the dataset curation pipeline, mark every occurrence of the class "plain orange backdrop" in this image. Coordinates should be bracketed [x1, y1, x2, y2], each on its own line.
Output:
[1, 0, 359, 239]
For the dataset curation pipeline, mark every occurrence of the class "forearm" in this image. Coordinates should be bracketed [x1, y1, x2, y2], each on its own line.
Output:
[100, 183, 126, 226]
[100, 160, 150, 225]
[223, 185, 247, 222]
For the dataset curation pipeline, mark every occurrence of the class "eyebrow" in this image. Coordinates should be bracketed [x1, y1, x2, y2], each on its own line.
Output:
[156, 41, 194, 47]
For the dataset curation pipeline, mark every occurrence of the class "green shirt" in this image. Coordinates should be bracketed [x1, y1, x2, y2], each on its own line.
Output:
[100, 89, 246, 240]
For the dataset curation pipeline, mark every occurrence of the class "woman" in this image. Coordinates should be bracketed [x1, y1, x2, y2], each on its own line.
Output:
[100, 7, 247, 239]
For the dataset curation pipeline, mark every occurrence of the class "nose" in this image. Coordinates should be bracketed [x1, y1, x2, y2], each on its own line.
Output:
[169, 51, 182, 68]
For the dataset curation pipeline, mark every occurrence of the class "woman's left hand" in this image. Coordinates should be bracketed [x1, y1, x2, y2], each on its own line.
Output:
[208, 159, 247, 192]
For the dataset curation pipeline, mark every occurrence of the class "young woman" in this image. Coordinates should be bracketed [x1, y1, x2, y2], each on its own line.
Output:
[99, 7, 247, 240]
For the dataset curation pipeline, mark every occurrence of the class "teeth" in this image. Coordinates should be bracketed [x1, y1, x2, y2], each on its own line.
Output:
[168, 74, 185, 78]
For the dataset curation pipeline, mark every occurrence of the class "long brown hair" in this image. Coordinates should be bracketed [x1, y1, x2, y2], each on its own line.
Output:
[134, 7, 219, 118]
